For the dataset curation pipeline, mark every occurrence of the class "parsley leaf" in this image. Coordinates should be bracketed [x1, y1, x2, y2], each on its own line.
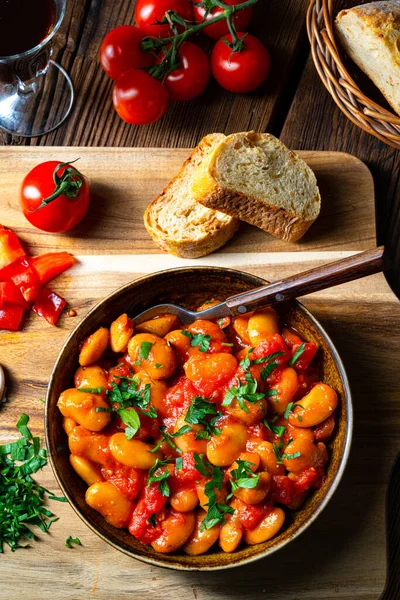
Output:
[252, 351, 285, 381]
[118, 408, 140, 440]
[184, 396, 222, 439]
[77, 386, 103, 394]
[175, 457, 183, 471]
[229, 459, 260, 495]
[134, 341, 153, 366]
[222, 375, 265, 413]
[288, 343, 306, 366]
[193, 453, 235, 529]
[147, 459, 172, 497]
[0, 414, 64, 552]
[282, 451, 301, 461]
[239, 347, 254, 371]
[147, 514, 157, 527]
[264, 419, 286, 437]
[65, 536, 82, 549]
[181, 331, 211, 352]
[283, 401, 294, 420]
[150, 425, 191, 454]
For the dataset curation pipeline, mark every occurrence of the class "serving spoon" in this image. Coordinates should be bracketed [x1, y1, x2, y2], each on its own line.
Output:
[132, 246, 388, 325]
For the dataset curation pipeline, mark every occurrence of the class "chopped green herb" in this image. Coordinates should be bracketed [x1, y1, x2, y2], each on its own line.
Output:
[148, 459, 172, 497]
[150, 425, 191, 454]
[239, 347, 254, 371]
[217, 318, 225, 328]
[38, 398, 45, 404]
[134, 341, 153, 366]
[283, 401, 294, 420]
[252, 351, 285, 381]
[184, 396, 222, 439]
[65, 536, 82, 549]
[264, 419, 286, 437]
[175, 457, 183, 471]
[0, 414, 64, 552]
[193, 453, 235, 529]
[78, 386, 103, 394]
[282, 451, 301, 461]
[221, 342, 234, 347]
[148, 513, 157, 527]
[273, 442, 284, 465]
[155, 364, 163, 369]
[288, 343, 306, 366]
[118, 408, 141, 440]
[222, 375, 265, 413]
[229, 459, 260, 496]
[252, 351, 285, 365]
[181, 330, 212, 352]
[100, 380, 156, 439]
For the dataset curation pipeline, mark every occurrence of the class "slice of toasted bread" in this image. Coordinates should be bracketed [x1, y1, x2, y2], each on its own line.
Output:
[144, 133, 239, 258]
[191, 132, 321, 243]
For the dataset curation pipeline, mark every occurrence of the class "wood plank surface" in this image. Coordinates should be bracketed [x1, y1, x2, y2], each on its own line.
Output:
[0, 147, 398, 599]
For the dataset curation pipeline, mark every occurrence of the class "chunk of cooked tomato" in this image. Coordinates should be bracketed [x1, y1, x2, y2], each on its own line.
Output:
[102, 462, 143, 500]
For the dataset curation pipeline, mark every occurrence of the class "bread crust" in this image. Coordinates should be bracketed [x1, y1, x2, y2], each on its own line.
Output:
[191, 132, 320, 243]
[144, 134, 240, 259]
[336, 1, 400, 114]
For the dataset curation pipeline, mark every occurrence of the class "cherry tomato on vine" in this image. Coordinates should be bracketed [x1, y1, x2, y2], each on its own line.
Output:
[20, 161, 90, 233]
[156, 41, 210, 101]
[99, 25, 154, 80]
[113, 69, 170, 125]
[134, 0, 193, 38]
[193, 0, 253, 40]
[211, 33, 270, 93]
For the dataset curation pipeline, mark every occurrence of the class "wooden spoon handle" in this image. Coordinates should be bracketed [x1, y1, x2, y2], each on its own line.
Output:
[226, 246, 388, 316]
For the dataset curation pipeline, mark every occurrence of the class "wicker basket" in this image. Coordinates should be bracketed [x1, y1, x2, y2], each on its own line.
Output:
[307, 0, 400, 149]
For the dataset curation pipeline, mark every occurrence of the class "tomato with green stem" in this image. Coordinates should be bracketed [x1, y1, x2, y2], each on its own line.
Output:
[134, 0, 193, 38]
[193, 0, 253, 39]
[211, 32, 270, 93]
[156, 41, 210, 101]
[99, 25, 154, 80]
[20, 161, 90, 233]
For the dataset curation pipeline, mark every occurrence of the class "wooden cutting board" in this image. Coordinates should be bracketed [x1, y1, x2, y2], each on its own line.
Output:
[0, 147, 398, 600]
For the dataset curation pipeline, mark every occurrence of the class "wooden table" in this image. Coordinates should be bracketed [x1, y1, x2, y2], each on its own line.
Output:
[1, 0, 399, 598]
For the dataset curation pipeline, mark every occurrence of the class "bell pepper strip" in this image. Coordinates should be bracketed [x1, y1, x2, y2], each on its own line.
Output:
[0, 304, 25, 331]
[0, 257, 41, 303]
[32, 287, 67, 326]
[0, 281, 29, 309]
[0, 225, 26, 269]
[30, 252, 76, 285]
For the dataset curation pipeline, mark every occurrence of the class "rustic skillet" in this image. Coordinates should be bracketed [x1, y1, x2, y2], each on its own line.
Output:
[46, 266, 353, 571]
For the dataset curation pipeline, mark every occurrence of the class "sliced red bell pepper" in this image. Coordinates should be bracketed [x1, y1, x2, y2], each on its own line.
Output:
[0, 257, 41, 303]
[0, 281, 29, 309]
[30, 252, 76, 284]
[0, 304, 25, 331]
[32, 287, 67, 326]
[0, 225, 26, 269]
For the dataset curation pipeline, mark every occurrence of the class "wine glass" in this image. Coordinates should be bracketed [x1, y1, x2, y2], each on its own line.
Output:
[0, 0, 74, 137]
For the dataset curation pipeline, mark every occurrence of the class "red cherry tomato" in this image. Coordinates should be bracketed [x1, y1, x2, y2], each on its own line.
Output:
[211, 33, 270, 93]
[134, 0, 193, 38]
[156, 41, 210, 101]
[113, 69, 170, 125]
[193, 0, 253, 39]
[99, 25, 154, 80]
[20, 161, 90, 233]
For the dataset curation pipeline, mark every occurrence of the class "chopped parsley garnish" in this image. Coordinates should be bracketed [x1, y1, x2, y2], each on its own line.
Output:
[155, 363, 163, 369]
[228, 460, 260, 497]
[288, 343, 306, 366]
[175, 457, 183, 471]
[150, 425, 192, 454]
[147, 513, 157, 527]
[193, 453, 234, 530]
[77, 386, 103, 394]
[97, 379, 156, 440]
[181, 330, 212, 352]
[283, 401, 294, 420]
[252, 351, 285, 381]
[264, 419, 286, 437]
[65, 536, 82, 549]
[222, 374, 265, 413]
[0, 414, 66, 552]
[239, 347, 254, 371]
[184, 396, 222, 440]
[273, 438, 301, 464]
[134, 341, 153, 366]
[283, 451, 301, 461]
[147, 459, 172, 497]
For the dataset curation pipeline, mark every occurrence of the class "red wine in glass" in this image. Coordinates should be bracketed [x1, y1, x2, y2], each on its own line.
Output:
[0, 0, 55, 57]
